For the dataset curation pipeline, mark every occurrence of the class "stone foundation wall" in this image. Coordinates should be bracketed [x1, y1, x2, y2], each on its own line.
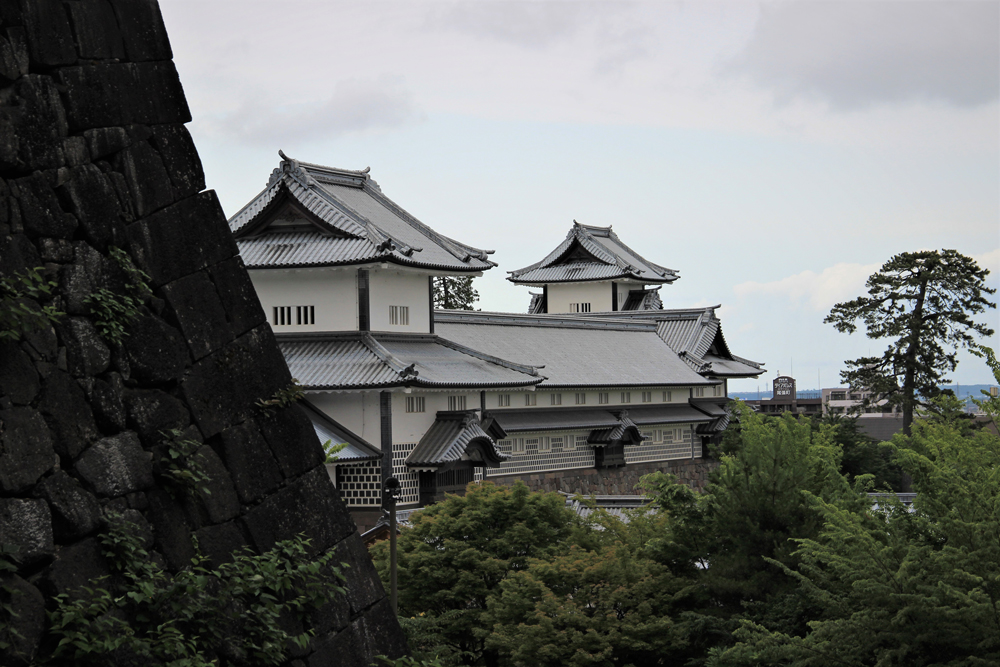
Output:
[0, 2, 405, 665]
[487, 457, 719, 496]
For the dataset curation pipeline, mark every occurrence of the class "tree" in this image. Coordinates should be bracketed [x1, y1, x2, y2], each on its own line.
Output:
[370, 482, 577, 667]
[825, 250, 996, 435]
[433, 276, 479, 310]
[709, 419, 1000, 667]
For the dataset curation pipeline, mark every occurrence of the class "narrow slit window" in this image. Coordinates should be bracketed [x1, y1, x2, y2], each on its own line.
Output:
[405, 396, 425, 413]
[295, 305, 316, 325]
[550, 393, 562, 406]
[575, 392, 586, 405]
[569, 303, 592, 313]
[621, 392, 631, 404]
[598, 392, 609, 405]
[272, 306, 293, 326]
[663, 390, 672, 402]
[389, 305, 409, 326]
[447, 395, 467, 411]
[498, 394, 511, 407]
[525, 393, 537, 407]
[642, 391, 652, 403]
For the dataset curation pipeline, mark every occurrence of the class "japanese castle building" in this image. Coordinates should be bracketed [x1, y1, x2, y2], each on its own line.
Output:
[229, 154, 763, 529]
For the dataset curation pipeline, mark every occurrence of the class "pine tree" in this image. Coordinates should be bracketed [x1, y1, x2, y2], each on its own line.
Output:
[824, 250, 995, 435]
[432, 276, 479, 311]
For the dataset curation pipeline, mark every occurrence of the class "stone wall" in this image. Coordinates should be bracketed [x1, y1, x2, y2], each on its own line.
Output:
[0, 1, 405, 664]
[488, 457, 719, 496]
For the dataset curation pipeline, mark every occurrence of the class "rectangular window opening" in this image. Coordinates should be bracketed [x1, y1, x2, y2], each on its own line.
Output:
[575, 393, 586, 405]
[621, 392, 631, 404]
[525, 393, 537, 407]
[598, 392, 609, 405]
[498, 394, 511, 407]
[550, 393, 562, 406]
[389, 305, 410, 326]
[641, 391, 652, 403]
[405, 396, 425, 413]
[447, 395, 467, 411]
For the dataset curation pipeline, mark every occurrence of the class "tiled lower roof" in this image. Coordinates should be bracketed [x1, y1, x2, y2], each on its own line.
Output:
[279, 332, 542, 390]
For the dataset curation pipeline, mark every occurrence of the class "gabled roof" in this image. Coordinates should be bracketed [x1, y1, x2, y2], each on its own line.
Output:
[434, 310, 713, 388]
[579, 307, 764, 378]
[508, 222, 678, 285]
[229, 153, 495, 272]
[406, 411, 509, 469]
[300, 399, 381, 462]
[279, 332, 543, 391]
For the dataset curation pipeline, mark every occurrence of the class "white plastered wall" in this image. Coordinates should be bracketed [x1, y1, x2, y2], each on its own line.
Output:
[369, 270, 431, 333]
[546, 282, 614, 314]
[392, 391, 477, 444]
[250, 268, 357, 332]
[309, 392, 382, 450]
[486, 387, 691, 409]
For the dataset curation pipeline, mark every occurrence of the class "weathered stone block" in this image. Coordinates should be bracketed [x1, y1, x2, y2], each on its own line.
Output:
[241, 467, 355, 555]
[122, 314, 189, 384]
[113, 139, 174, 217]
[127, 62, 191, 124]
[65, 0, 127, 61]
[123, 387, 190, 445]
[57, 64, 127, 132]
[38, 369, 98, 459]
[0, 27, 29, 82]
[145, 486, 194, 571]
[126, 191, 238, 287]
[36, 470, 101, 542]
[307, 625, 366, 667]
[84, 126, 130, 161]
[108, 0, 173, 62]
[209, 256, 267, 337]
[332, 532, 384, 616]
[192, 520, 249, 569]
[55, 163, 125, 249]
[0, 498, 53, 564]
[62, 135, 89, 167]
[181, 324, 290, 438]
[350, 597, 409, 663]
[75, 431, 153, 498]
[90, 373, 126, 433]
[21, 0, 77, 67]
[0, 340, 39, 404]
[12, 172, 77, 239]
[151, 123, 204, 200]
[32, 537, 109, 601]
[159, 269, 232, 360]
[0, 407, 54, 493]
[0, 233, 41, 278]
[60, 316, 111, 377]
[215, 421, 283, 505]
[0, 75, 67, 173]
[256, 404, 326, 480]
[189, 444, 240, 525]
[0, 574, 45, 667]
[37, 237, 73, 263]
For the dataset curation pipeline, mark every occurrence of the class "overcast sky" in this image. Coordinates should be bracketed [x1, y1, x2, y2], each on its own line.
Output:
[159, 0, 999, 391]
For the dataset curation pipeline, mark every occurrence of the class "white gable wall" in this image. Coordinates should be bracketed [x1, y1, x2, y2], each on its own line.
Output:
[250, 268, 357, 332]
[309, 392, 382, 449]
[547, 282, 614, 313]
[370, 270, 431, 333]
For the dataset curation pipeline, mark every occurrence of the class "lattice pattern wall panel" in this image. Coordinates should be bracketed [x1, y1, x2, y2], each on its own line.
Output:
[392, 442, 421, 505]
[487, 436, 596, 477]
[335, 460, 383, 507]
[626, 425, 697, 464]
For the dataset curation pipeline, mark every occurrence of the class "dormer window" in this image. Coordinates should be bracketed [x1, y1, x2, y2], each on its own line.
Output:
[389, 305, 409, 326]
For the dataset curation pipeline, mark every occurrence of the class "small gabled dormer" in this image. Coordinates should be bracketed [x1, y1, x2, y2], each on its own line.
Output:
[509, 221, 677, 314]
[228, 153, 497, 335]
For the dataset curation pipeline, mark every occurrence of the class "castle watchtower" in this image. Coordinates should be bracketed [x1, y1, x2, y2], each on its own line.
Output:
[508, 222, 678, 314]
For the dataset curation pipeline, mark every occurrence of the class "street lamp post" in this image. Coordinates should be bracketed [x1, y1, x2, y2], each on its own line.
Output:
[384, 476, 401, 615]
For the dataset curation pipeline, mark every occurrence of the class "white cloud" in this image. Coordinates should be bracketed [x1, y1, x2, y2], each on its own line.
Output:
[734, 262, 879, 311]
[975, 248, 1000, 276]
[196, 77, 420, 145]
[729, 1, 1000, 109]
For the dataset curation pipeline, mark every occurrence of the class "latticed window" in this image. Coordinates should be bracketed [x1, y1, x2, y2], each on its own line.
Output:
[598, 393, 609, 404]
[550, 393, 562, 406]
[621, 392, 631, 404]
[575, 393, 586, 405]
[663, 390, 672, 402]
[389, 305, 409, 326]
[448, 395, 467, 411]
[525, 393, 537, 406]
[641, 391, 652, 403]
[405, 396, 425, 413]
[498, 394, 510, 407]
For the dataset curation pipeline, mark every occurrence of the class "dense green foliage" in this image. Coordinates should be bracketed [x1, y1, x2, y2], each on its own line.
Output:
[377, 375, 1000, 666]
[824, 249, 995, 434]
[0, 267, 62, 341]
[432, 277, 479, 311]
[85, 246, 153, 346]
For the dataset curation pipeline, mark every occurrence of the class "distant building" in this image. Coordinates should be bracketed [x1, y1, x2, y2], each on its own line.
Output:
[743, 375, 821, 416]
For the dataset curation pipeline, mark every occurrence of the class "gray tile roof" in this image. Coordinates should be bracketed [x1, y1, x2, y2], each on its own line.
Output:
[508, 222, 679, 285]
[279, 332, 543, 390]
[578, 307, 764, 378]
[300, 399, 381, 462]
[406, 411, 508, 469]
[562, 494, 652, 523]
[588, 412, 645, 445]
[625, 405, 714, 425]
[488, 408, 624, 433]
[434, 310, 712, 388]
[230, 153, 495, 272]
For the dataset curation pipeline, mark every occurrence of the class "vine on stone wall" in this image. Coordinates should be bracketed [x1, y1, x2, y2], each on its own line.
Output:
[0, 267, 62, 341]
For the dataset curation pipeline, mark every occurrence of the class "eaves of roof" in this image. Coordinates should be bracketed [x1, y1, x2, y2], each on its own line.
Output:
[406, 411, 509, 469]
[299, 399, 381, 462]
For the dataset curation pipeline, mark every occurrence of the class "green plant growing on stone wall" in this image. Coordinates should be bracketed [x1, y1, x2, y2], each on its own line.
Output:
[85, 246, 152, 346]
[46, 514, 345, 666]
[0, 546, 23, 657]
[156, 429, 212, 497]
[0, 267, 62, 341]
[256, 379, 306, 416]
